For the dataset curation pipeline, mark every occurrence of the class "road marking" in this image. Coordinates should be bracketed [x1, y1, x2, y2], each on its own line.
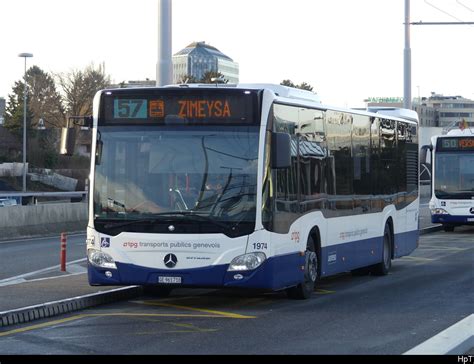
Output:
[0, 271, 87, 287]
[0, 258, 87, 286]
[0, 311, 249, 337]
[420, 245, 469, 251]
[90, 312, 228, 318]
[315, 289, 335, 294]
[131, 300, 256, 319]
[400, 256, 435, 262]
[168, 322, 218, 333]
[0, 314, 89, 337]
[404, 314, 474, 355]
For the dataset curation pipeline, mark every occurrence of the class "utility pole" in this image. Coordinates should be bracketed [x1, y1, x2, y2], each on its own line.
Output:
[404, 0, 474, 110]
[18, 52, 33, 193]
[157, 0, 173, 86]
[404, 0, 412, 109]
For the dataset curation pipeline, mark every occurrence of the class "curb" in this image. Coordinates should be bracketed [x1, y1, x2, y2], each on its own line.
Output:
[404, 314, 474, 355]
[0, 286, 143, 328]
[419, 224, 443, 235]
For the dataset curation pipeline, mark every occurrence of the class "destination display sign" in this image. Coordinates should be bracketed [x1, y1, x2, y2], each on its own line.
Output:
[437, 137, 474, 151]
[101, 90, 258, 125]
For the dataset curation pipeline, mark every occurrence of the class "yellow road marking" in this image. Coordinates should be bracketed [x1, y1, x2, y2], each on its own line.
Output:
[315, 289, 335, 294]
[420, 245, 469, 251]
[0, 309, 252, 338]
[89, 313, 226, 318]
[131, 300, 256, 319]
[170, 322, 218, 333]
[401, 256, 435, 262]
[134, 322, 218, 335]
[0, 314, 89, 337]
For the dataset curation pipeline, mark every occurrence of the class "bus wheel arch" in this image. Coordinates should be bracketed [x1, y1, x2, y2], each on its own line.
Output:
[286, 227, 321, 300]
[385, 216, 395, 259]
[309, 227, 322, 278]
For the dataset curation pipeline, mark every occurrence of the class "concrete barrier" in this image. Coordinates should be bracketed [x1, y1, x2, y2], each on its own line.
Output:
[0, 202, 87, 241]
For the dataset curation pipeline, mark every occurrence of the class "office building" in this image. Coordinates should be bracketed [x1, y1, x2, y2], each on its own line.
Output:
[172, 41, 239, 84]
[366, 93, 474, 128]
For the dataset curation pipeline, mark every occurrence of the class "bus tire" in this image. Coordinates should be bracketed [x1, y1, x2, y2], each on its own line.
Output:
[286, 239, 318, 300]
[142, 285, 173, 297]
[443, 225, 455, 232]
[371, 223, 392, 276]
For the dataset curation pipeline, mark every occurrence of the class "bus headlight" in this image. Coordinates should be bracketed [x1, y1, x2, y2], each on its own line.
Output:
[228, 252, 266, 271]
[88, 249, 117, 269]
[431, 208, 448, 215]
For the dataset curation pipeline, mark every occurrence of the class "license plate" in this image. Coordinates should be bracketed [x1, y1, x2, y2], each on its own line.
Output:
[468, 218, 474, 222]
[158, 276, 182, 284]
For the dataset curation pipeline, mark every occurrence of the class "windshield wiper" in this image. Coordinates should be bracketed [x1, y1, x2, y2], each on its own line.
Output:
[99, 212, 229, 230]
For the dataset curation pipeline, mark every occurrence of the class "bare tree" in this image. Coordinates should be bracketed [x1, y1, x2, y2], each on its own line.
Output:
[57, 63, 111, 119]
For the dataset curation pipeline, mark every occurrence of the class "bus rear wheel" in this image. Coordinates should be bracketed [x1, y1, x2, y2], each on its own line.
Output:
[286, 239, 318, 300]
[371, 224, 392, 276]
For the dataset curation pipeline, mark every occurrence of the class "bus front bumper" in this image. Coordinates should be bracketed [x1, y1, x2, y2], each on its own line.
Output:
[88, 253, 304, 291]
[431, 214, 474, 225]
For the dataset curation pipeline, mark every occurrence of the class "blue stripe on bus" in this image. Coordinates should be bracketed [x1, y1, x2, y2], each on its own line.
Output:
[320, 229, 418, 276]
[432, 214, 474, 225]
[88, 229, 418, 290]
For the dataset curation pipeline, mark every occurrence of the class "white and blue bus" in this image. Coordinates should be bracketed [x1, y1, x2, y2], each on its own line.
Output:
[421, 127, 474, 232]
[86, 84, 420, 299]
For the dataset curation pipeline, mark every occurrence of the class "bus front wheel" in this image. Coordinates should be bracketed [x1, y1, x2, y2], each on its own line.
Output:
[286, 239, 318, 300]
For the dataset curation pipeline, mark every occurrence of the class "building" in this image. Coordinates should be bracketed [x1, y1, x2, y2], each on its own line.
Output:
[415, 93, 474, 129]
[172, 41, 239, 84]
[365, 94, 474, 128]
[110, 79, 156, 89]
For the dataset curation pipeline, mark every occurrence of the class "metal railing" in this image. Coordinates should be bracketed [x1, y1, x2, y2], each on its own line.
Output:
[0, 191, 88, 205]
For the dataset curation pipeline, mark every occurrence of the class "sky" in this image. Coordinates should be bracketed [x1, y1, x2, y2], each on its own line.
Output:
[1, 0, 473, 108]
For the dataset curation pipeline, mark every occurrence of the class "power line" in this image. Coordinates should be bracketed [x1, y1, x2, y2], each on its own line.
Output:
[411, 21, 474, 24]
[456, 0, 474, 12]
[424, 0, 464, 22]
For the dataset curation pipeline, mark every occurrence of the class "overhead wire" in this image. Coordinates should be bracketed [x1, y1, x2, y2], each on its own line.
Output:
[456, 0, 474, 12]
[424, 0, 465, 22]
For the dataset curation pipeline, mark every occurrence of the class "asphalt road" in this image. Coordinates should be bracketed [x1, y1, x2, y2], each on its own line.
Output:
[0, 226, 472, 355]
[0, 234, 86, 280]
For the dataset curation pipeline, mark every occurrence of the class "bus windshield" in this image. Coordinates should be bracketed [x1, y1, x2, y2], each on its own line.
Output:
[434, 152, 474, 199]
[93, 126, 259, 236]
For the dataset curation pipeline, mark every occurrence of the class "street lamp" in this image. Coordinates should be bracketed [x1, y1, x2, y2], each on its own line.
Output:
[18, 52, 33, 193]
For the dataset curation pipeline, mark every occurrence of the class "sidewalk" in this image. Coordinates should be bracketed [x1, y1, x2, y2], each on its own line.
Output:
[0, 272, 142, 327]
[0, 273, 127, 312]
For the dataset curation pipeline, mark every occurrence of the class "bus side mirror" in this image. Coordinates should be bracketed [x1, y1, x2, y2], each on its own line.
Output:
[95, 140, 103, 165]
[419, 145, 432, 185]
[419, 162, 431, 185]
[271, 132, 291, 169]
